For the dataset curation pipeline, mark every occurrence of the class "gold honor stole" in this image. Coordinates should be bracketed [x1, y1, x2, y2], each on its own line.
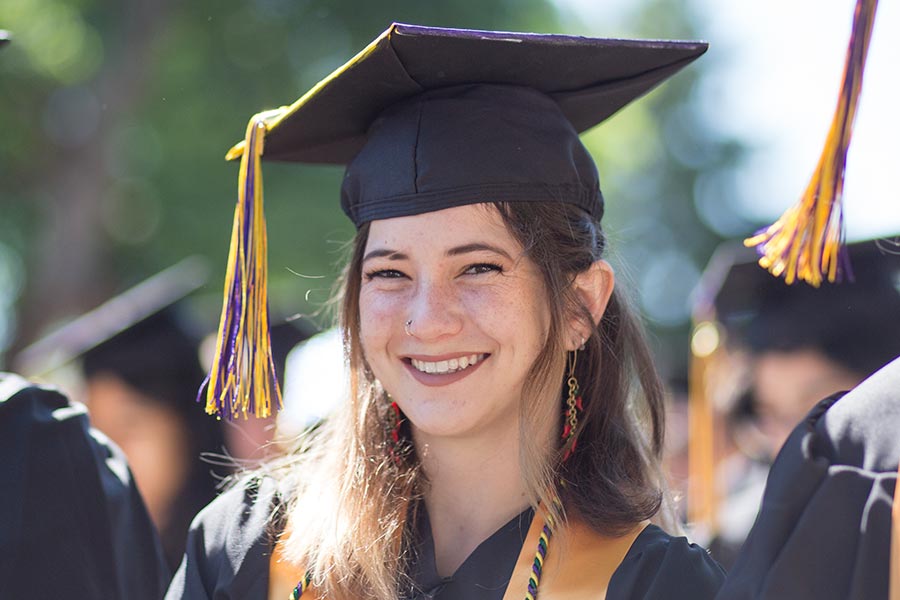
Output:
[268, 517, 648, 600]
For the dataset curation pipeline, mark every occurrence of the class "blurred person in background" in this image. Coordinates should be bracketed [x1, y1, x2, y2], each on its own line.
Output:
[81, 305, 230, 572]
[717, 350, 900, 599]
[16, 260, 318, 572]
[711, 2, 899, 590]
[697, 239, 900, 568]
[14, 258, 234, 573]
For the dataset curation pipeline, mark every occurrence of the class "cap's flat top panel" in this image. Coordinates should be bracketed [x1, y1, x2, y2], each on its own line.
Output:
[260, 23, 707, 165]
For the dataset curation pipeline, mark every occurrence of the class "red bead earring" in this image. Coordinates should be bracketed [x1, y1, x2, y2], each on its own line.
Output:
[388, 400, 408, 465]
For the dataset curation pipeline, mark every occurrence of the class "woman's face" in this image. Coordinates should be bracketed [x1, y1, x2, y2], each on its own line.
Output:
[359, 203, 552, 441]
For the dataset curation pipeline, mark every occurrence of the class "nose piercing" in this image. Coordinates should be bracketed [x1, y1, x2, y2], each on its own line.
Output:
[405, 319, 413, 336]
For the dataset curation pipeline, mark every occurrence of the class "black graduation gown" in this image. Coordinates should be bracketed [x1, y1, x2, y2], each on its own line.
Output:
[716, 356, 900, 599]
[166, 477, 724, 599]
[0, 373, 170, 600]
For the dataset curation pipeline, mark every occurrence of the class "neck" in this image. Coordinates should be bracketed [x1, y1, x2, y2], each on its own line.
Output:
[414, 420, 547, 577]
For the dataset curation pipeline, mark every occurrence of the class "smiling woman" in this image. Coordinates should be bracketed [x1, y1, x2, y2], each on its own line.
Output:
[165, 23, 725, 600]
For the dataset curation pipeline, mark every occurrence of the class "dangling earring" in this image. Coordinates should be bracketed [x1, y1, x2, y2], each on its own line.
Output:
[561, 347, 584, 462]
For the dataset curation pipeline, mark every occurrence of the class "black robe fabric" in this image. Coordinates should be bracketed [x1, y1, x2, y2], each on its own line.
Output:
[0, 373, 170, 600]
[716, 356, 900, 600]
[166, 477, 724, 599]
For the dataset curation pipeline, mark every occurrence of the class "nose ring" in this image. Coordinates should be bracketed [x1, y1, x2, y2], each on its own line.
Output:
[405, 319, 414, 336]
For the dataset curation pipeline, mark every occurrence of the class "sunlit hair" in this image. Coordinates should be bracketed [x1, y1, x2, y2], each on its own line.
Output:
[276, 201, 669, 600]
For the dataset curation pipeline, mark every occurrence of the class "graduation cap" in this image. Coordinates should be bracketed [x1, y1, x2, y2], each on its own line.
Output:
[206, 21, 708, 420]
[0, 30, 10, 47]
[702, 238, 900, 373]
[14, 257, 210, 379]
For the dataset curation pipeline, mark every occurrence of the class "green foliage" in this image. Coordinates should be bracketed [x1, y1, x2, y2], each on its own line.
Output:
[0, 0, 747, 381]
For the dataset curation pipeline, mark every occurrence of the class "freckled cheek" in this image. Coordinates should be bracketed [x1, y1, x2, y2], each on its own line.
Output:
[358, 289, 407, 349]
[460, 286, 549, 347]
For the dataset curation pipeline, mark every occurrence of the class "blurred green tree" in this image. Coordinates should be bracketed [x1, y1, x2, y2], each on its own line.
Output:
[0, 0, 747, 383]
[0, 0, 559, 359]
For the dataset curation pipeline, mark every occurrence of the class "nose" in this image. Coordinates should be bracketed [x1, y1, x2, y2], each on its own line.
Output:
[405, 279, 464, 341]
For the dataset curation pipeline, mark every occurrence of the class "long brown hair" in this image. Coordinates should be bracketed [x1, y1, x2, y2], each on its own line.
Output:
[278, 201, 667, 600]
[494, 201, 665, 534]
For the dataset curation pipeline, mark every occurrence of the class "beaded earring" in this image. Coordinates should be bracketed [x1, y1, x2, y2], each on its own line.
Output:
[561, 345, 584, 462]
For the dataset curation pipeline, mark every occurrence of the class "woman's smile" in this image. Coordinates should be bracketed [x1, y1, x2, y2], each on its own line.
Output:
[403, 353, 490, 386]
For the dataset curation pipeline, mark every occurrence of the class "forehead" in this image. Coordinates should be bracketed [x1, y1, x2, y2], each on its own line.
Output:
[364, 203, 520, 253]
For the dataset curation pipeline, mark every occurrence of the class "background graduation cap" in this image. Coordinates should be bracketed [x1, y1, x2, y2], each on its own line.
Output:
[703, 238, 900, 376]
[14, 257, 210, 378]
[208, 21, 708, 421]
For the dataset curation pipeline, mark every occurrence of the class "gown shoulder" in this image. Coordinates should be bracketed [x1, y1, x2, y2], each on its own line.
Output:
[165, 475, 282, 600]
[0, 373, 169, 600]
[608, 524, 725, 600]
[715, 357, 900, 600]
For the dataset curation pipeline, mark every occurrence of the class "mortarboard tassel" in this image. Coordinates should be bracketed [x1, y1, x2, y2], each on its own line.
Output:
[744, 0, 878, 286]
[203, 111, 285, 419]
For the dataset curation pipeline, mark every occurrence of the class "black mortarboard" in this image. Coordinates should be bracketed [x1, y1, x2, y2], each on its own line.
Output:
[702, 238, 900, 375]
[228, 23, 707, 225]
[207, 22, 708, 420]
[14, 257, 209, 378]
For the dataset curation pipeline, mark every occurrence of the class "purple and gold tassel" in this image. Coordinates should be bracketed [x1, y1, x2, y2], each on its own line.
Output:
[203, 111, 284, 420]
[745, 0, 878, 286]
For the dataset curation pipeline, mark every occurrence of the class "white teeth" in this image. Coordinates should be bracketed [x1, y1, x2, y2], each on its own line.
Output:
[411, 354, 484, 375]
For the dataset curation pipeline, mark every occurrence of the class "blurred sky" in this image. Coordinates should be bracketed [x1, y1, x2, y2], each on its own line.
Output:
[556, 0, 899, 241]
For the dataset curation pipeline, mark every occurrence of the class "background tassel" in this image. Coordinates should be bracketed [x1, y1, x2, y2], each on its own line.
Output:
[202, 114, 282, 419]
[745, 0, 878, 286]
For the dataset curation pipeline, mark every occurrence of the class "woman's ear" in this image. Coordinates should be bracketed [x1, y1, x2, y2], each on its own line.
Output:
[567, 260, 615, 350]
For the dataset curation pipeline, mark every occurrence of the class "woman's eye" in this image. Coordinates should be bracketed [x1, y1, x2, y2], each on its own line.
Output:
[463, 263, 503, 275]
[364, 269, 406, 280]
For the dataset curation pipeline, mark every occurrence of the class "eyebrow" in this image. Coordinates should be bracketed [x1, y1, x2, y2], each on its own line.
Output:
[363, 242, 514, 263]
[362, 249, 409, 262]
[445, 243, 514, 261]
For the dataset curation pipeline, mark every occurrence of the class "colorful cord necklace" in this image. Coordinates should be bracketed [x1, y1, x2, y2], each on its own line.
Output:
[290, 376, 580, 600]
[288, 513, 556, 600]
